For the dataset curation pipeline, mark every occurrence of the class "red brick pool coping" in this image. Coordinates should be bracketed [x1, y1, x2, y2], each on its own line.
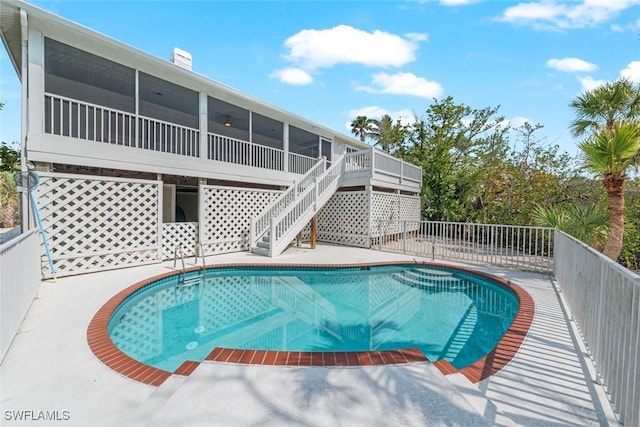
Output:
[87, 261, 534, 387]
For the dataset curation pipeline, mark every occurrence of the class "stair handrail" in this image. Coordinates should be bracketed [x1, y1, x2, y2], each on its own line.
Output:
[250, 156, 327, 248]
[268, 155, 345, 256]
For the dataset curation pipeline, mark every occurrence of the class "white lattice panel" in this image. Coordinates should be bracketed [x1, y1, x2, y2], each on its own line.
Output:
[318, 191, 370, 247]
[200, 186, 281, 255]
[370, 192, 420, 237]
[35, 172, 161, 277]
[162, 222, 198, 260]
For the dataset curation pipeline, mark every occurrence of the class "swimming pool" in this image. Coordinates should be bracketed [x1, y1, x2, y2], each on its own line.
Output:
[105, 263, 520, 373]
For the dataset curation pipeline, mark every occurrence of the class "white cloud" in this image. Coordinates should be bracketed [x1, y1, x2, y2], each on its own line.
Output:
[344, 106, 417, 131]
[405, 32, 429, 42]
[578, 76, 607, 92]
[439, 0, 479, 5]
[499, 0, 637, 30]
[282, 25, 420, 71]
[620, 61, 640, 83]
[269, 68, 313, 85]
[546, 57, 597, 72]
[356, 72, 444, 98]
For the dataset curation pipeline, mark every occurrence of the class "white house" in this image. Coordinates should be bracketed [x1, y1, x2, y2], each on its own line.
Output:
[0, 0, 422, 277]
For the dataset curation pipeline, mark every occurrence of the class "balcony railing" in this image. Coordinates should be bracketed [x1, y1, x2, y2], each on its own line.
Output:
[45, 93, 199, 157]
[288, 152, 318, 175]
[343, 149, 422, 186]
[208, 134, 284, 171]
[42, 93, 423, 185]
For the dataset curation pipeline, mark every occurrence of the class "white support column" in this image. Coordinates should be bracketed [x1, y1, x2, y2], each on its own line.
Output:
[367, 185, 373, 247]
[283, 122, 289, 173]
[199, 92, 207, 159]
[27, 27, 44, 138]
[198, 177, 206, 250]
[20, 10, 30, 232]
[156, 181, 163, 260]
[135, 70, 139, 148]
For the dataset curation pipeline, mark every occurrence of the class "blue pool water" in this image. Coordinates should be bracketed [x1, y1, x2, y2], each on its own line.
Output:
[109, 265, 519, 372]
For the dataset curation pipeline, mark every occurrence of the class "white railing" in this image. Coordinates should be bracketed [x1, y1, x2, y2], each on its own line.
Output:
[1, 229, 41, 364]
[208, 133, 284, 171]
[374, 150, 402, 176]
[139, 116, 199, 157]
[288, 152, 318, 174]
[343, 150, 372, 172]
[250, 157, 326, 249]
[45, 93, 137, 146]
[343, 148, 422, 186]
[373, 149, 422, 184]
[373, 220, 554, 273]
[554, 231, 640, 427]
[269, 156, 344, 257]
[402, 162, 422, 182]
[45, 93, 200, 157]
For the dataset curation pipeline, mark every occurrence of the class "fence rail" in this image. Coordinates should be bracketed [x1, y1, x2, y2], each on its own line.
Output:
[554, 231, 640, 427]
[0, 229, 41, 364]
[372, 220, 554, 273]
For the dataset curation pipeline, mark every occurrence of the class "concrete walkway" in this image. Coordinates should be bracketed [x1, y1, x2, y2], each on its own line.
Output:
[0, 245, 620, 426]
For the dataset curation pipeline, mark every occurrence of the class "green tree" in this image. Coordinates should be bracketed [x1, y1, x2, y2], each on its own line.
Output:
[0, 102, 21, 227]
[578, 120, 640, 260]
[570, 78, 640, 136]
[349, 116, 375, 143]
[533, 204, 608, 250]
[0, 142, 20, 171]
[570, 79, 640, 261]
[402, 96, 507, 220]
[370, 114, 407, 153]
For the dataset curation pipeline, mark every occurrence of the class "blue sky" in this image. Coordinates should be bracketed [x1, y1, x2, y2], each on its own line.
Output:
[1, 0, 639, 157]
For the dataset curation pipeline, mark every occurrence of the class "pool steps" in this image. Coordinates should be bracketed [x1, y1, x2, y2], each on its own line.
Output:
[391, 268, 472, 291]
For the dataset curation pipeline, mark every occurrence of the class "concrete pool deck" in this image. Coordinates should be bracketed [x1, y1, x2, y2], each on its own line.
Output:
[0, 244, 620, 426]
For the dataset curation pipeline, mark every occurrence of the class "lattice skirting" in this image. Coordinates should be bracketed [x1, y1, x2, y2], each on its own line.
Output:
[35, 172, 161, 277]
[370, 192, 421, 237]
[199, 185, 282, 256]
[162, 222, 198, 260]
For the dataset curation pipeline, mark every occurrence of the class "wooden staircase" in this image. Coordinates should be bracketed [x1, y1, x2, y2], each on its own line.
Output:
[250, 155, 344, 257]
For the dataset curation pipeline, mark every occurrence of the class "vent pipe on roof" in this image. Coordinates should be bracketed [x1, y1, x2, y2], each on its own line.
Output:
[170, 47, 192, 71]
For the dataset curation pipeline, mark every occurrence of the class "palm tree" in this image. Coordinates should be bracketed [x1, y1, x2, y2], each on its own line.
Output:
[570, 78, 640, 137]
[533, 204, 608, 250]
[370, 115, 407, 154]
[570, 78, 640, 260]
[578, 121, 640, 259]
[350, 116, 375, 142]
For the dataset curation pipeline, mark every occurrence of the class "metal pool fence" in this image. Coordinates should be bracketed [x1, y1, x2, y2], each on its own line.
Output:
[0, 229, 41, 364]
[554, 231, 640, 427]
[372, 220, 554, 274]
